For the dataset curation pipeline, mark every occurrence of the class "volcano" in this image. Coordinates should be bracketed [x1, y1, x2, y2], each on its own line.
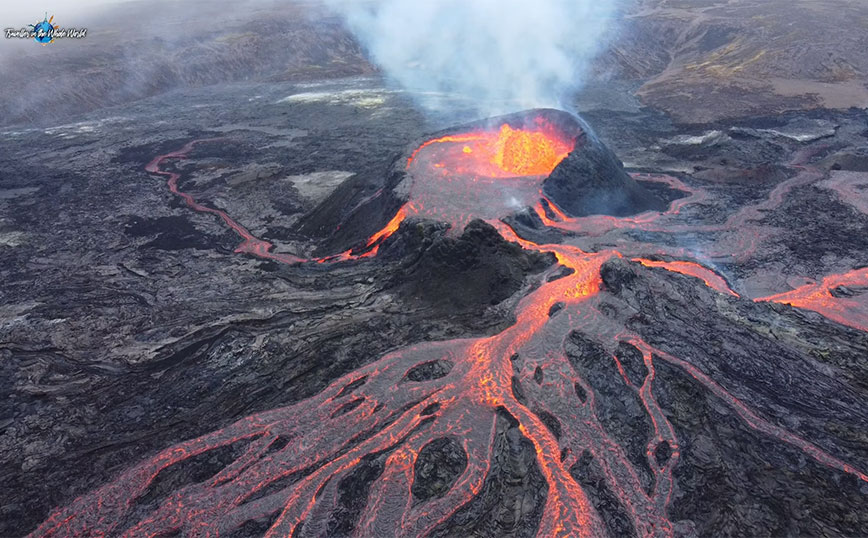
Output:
[4, 0, 868, 534]
[399, 109, 667, 226]
[299, 109, 670, 257]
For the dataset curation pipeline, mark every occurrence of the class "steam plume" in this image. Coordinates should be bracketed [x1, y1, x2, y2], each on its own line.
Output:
[325, 0, 622, 114]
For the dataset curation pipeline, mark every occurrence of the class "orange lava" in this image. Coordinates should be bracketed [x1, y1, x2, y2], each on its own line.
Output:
[633, 259, 739, 297]
[408, 121, 573, 178]
[321, 204, 416, 263]
[366, 205, 408, 247]
[402, 117, 576, 232]
[757, 268, 868, 331]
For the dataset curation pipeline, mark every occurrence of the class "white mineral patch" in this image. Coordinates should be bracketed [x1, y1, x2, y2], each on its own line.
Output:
[279, 89, 397, 109]
[663, 130, 727, 146]
[0, 231, 26, 247]
[284, 171, 355, 204]
[757, 118, 838, 143]
[41, 117, 129, 137]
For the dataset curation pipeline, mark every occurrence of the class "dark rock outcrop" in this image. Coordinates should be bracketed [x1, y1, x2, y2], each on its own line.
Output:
[543, 133, 667, 217]
[383, 219, 555, 311]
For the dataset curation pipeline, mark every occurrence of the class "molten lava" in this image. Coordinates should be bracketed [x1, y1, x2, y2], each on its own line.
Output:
[633, 259, 739, 298]
[402, 116, 577, 231]
[757, 268, 868, 331]
[33, 116, 868, 538]
[409, 121, 574, 178]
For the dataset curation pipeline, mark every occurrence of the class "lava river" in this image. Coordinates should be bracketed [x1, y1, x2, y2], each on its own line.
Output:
[32, 116, 868, 538]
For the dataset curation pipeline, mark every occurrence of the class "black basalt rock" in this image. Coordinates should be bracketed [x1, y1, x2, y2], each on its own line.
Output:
[600, 258, 638, 294]
[543, 133, 667, 217]
[383, 219, 555, 310]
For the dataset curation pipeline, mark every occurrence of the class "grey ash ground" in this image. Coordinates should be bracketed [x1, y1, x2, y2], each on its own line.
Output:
[1, 73, 868, 537]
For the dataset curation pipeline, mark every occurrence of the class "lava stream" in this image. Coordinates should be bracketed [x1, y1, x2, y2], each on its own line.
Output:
[632, 259, 738, 297]
[145, 140, 408, 266]
[757, 268, 868, 331]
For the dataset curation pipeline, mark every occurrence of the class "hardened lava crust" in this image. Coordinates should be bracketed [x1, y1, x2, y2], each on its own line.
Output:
[2, 78, 868, 537]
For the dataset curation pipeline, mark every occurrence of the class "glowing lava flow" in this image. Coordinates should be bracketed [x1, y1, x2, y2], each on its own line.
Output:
[145, 140, 303, 265]
[32, 119, 868, 538]
[401, 118, 576, 232]
[632, 259, 739, 298]
[144, 141, 406, 265]
[757, 268, 868, 331]
[407, 120, 574, 178]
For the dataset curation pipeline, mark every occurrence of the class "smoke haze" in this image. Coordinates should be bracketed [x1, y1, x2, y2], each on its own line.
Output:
[1, 1, 136, 26]
[326, 0, 622, 114]
[0, 0, 623, 126]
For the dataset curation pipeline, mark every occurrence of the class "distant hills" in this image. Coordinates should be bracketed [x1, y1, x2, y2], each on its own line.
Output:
[1, 0, 866, 126]
[598, 0, 868, 122]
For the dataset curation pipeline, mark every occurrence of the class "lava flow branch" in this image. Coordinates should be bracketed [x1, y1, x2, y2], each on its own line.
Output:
[33, 113, 868, 538]
[756, 268, 868, 331]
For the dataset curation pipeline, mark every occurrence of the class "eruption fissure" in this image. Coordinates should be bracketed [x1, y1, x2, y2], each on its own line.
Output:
[34, 113, 868, 537]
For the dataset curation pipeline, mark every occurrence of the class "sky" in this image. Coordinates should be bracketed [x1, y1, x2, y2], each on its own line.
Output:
[1, 1, 140, 26]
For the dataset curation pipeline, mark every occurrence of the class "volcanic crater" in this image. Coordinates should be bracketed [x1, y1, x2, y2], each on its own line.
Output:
[302, 108, 674, 259]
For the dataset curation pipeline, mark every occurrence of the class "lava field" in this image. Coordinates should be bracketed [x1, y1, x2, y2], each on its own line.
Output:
[1, 78, 868, 538]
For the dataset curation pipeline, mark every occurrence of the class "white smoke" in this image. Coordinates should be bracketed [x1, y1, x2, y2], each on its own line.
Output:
[325, 0, 622, 115]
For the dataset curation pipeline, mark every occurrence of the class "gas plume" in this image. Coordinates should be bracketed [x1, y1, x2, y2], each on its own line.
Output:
[326, 0, 622, 114]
